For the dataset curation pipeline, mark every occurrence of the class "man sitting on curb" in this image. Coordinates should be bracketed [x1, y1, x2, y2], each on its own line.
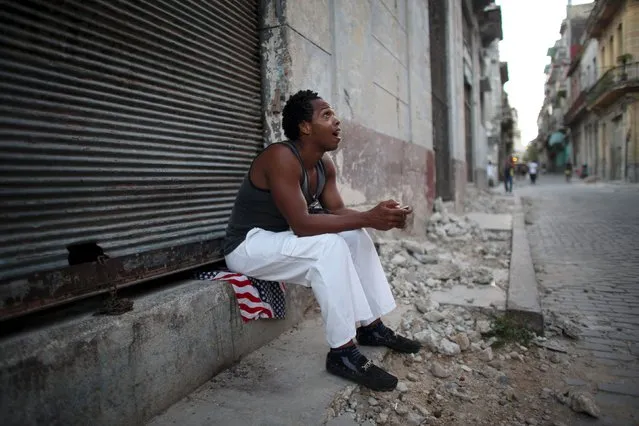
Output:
[223, 89, 421, 391]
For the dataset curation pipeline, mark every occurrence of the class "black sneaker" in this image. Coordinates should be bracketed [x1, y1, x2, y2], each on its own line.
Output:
[326, 346, 398, 392]
[356, 323, 422, 354]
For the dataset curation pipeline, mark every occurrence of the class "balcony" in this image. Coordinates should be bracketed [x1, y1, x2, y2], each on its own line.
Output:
[501, 108, 514, 136]
[585, 0, 623, 39]
[473, 0, 492, 13]
[478, 6, 503, 47]
[587, 62, 639, 110]
[500, 62, 509, 84]
[564, 90, 587, 126]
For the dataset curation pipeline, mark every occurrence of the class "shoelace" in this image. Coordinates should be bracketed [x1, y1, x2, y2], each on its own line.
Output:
[350, 347, 373, 371]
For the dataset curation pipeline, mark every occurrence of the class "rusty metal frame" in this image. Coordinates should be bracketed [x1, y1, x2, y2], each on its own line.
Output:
[0, 239, 224, 320]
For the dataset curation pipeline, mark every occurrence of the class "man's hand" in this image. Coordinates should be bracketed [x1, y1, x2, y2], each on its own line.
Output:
[365, 200, 411, 231]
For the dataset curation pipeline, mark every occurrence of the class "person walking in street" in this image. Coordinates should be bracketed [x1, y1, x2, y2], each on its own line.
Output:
[528, 159, 539, 184]
[223, 90, 421, 392]
[565, 161, 573, 182]
[504, 155, 514, 193]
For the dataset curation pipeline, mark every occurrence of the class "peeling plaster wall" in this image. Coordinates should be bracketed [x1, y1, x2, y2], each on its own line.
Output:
[260, 1, 291, 146]
[447, 0, 466, 164]
[483, 39, 503, 166]
[471, 16, 488, 189]
[260, 0, 436, 235]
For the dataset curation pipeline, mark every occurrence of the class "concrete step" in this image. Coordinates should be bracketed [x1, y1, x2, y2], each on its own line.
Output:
[1, 278, 314, 426]
[146, 305, 408, 426]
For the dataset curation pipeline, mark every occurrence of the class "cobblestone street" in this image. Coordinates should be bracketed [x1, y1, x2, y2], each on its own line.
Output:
[516, 176, 639, 425]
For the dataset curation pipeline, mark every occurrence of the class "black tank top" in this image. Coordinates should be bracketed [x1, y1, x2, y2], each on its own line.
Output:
[223, 141, 327, 255]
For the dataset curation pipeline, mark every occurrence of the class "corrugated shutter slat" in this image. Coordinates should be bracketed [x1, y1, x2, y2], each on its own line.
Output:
[0, 0, 262, 314]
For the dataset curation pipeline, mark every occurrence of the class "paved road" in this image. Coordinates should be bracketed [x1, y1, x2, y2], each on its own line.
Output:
[512, 175, 639, 425]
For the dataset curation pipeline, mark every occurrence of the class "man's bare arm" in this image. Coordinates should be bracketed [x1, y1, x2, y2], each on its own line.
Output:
[266, 147, 405, 236]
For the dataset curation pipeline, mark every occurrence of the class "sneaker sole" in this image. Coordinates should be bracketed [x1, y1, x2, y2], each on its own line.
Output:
[326, 364, 398, 392]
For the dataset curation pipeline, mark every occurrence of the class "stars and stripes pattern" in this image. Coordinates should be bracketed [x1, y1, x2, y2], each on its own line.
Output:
[194, 271, 286, 322]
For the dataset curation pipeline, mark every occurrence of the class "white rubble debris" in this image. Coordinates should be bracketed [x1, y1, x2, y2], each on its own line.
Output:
[327, 191, 585, 425]
[378, 196, 512, 306]
[463, 185, 516, 214]
[430, 361, 451, 378]
[479, 347, 494, 362]
[438, 339, 461, 356]
[556, 389, 601, 418]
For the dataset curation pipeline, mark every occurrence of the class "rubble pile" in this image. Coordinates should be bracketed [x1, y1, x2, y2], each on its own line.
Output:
[326, 298, 599, 425]
[326, 302, 505, 425]
[376, 197, 511, 302]
[324, 191, 601, 425]
[463, 185, 515, 214]
[325, 292, 597, 426]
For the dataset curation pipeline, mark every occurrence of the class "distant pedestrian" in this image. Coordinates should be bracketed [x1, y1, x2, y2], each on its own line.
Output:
[504, 156, 514, 193]
[565, 161, 573, 182]
[528, 160, 539, 184]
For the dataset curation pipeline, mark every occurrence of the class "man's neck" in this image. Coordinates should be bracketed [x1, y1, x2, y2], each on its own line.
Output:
[294, 139, 324, 169]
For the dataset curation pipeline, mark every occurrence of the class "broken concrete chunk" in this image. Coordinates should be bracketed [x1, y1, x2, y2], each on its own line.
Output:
[438, 339, 461, 356]
[430, 361, 452, 378]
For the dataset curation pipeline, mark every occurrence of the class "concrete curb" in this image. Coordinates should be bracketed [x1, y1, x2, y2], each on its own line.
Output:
[506, 197, 544, 334]
[0, 279, 314, 426]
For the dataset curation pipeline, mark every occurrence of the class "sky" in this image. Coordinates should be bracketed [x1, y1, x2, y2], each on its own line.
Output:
[496, 0, 593, 148]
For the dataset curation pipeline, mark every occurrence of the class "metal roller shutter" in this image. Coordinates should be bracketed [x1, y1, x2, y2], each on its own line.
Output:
[0, 0, 262, 318]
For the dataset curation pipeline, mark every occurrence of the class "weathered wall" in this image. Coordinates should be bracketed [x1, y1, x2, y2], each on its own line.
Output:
[261, 0, 435, 234]
[483, 40, 502, 166]
[447, 0, 469, 209]
[630, 104, 639, 183]
[471, 16, 488, 189]
[590, 1, 639, 182]
[623, 1, 639, 182]
[579, 38, 599, 90]
[447, 0, 465, 165]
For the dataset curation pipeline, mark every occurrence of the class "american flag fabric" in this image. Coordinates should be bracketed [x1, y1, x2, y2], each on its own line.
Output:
[194, 271, 286, 322]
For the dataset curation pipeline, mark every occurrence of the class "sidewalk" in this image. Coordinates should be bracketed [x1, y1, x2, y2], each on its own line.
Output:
[147, 308, 407, 426]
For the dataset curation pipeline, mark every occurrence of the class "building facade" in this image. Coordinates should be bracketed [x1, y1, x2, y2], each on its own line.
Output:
[586, 0, 639, 181]
[540, 0, 639, 181]
[481, 40, 505, 171]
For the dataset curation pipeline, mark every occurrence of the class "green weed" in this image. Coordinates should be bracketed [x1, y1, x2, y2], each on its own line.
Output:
[483, 315, 535, 347]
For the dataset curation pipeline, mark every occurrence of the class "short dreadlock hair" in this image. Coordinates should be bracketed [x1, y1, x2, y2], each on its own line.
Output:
[282, 89, 321, 141]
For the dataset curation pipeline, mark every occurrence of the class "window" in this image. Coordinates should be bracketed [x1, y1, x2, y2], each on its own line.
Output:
[617, 24, 623, 58]
[585, 65, 590, 90]
[609, 36, 614, 67]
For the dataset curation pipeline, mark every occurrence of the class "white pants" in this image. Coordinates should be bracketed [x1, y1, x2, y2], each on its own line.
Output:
[225, 228, 397, 348]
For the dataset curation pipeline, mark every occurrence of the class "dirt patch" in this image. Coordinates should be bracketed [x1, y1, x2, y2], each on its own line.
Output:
[327, 335, 606, 426]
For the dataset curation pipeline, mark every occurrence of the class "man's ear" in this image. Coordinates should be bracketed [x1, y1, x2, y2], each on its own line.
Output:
[299, 121, 311, 136]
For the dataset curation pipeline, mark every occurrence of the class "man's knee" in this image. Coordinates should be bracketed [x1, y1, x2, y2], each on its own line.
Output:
[316, 233, 350, 257]
[339, 228, 372, 245]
